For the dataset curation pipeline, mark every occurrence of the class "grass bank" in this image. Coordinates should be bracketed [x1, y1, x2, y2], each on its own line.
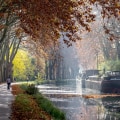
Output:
[11, 84, 66, 120]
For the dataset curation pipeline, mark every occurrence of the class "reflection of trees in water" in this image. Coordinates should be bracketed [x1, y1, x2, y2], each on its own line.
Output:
[83, 98, 106, 120]
[39, 82, 120, 120]
[102, 96, 120, 120]
[82, 96, 120, 120]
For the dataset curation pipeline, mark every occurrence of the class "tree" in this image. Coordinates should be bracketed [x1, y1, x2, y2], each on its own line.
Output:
[13, 49, 35, 81]
[0, 1, 22, 81]
[0, 0, 120, 81]
[0, 25, 21, 81]
[74, 3, 120, 70]
[0, 0, 120, 47]
[11, 0, 120, 46]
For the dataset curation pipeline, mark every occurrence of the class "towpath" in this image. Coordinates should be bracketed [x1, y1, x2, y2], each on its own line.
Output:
[0, 84, 14, 120]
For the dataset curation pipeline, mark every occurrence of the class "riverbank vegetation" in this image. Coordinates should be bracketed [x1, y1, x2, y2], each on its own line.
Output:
[99, 60, 120, 72]
[11, 84, 66, 120]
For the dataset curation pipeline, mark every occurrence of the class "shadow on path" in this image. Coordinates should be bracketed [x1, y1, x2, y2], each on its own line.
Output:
[0, 84, 14, 120]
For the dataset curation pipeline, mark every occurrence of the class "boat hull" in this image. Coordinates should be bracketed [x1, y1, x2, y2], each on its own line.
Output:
[84, 79, 120, 94]
[101, 80, 120, 93]
[85, 80, 101, 91]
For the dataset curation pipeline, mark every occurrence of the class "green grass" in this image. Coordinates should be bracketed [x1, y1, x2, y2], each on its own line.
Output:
[15, 94, 32, 112]
[33, 93, 66, 120]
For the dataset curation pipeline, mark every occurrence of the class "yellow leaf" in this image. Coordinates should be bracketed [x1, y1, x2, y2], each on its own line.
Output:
[116, 2, 120, 7]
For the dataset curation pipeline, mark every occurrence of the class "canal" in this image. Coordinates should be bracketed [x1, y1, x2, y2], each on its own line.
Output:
[37, 79, 120, 120]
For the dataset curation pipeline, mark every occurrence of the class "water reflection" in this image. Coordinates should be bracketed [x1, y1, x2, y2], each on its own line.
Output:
[37, 79, 120, 120]
[102, 96, 120, 120]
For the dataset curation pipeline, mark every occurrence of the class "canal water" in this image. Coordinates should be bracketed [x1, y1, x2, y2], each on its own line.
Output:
[37, 79, 120, 120]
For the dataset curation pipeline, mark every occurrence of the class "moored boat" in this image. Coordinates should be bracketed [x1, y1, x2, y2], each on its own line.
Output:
[101, 71, 120, 93]
[80, 69, 100, 88]
[85, 75, 101, 91]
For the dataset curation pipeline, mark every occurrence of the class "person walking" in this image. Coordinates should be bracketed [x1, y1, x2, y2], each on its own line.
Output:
[6, 76, 11, 90]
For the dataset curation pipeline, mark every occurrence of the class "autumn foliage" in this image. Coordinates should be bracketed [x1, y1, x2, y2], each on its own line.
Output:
[0, 0, 119, 45]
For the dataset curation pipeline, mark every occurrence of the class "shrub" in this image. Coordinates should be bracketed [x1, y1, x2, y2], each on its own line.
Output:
[21, 84, 38, 95]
